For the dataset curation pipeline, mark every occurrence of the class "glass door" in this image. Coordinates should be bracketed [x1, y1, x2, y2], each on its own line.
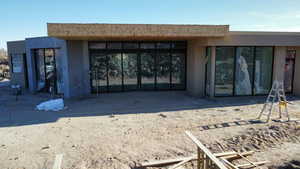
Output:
[90, 53, 108, 93]
[234, 47, 254, 96]
[107, 53, 122, 92]
[35, 48, 57, 93]
[123, 53, 138, 91]
[140, 52, 155, 90]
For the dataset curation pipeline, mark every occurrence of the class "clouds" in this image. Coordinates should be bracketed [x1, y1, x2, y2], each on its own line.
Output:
[230, 10, 300, 32]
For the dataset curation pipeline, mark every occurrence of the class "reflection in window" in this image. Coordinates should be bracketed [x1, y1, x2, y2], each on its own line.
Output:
[89, 41, 187, 93]
[123, 53, 138, 90]
[254, 47, 273, 95]
[172, 53, 185, 89]
[235, 47, 254, 95]
[215, 47, 235, 96]
[36, 49, 45, 90]
[108, 53, 122, 91]
[91, 53, 107, 92]
[141, 52, 155, 90]
[157, 53, 170, 89]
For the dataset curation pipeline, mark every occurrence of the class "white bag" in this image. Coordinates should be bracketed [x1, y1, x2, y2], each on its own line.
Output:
[36, 99, 64, 111]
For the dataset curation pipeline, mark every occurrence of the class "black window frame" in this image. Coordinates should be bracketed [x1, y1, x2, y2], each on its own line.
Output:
[88, 41, 187, 93]
[214, 46, 275, 97]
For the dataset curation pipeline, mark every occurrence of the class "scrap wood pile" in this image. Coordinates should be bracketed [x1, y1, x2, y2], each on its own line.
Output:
[139, 131, 269, 169]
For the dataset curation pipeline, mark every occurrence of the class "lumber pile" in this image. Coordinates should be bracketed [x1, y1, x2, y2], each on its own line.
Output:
[139, 131, 268, 169]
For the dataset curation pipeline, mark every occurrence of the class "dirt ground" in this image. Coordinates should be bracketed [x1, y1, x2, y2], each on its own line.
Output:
[0, 84, 299, 169]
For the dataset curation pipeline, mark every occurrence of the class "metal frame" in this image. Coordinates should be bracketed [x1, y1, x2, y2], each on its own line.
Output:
[214, 46, 275, 97]
[88, 41, 187, 94]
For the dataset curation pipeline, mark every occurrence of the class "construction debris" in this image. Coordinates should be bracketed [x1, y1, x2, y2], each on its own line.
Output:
[208, 123, 300, 153]
[139, 132, 269, 169]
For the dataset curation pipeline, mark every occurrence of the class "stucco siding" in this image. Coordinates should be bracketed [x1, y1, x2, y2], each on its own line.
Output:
[207, 34, 300, 46]
[66, 40, 90, 98]
[273, 46, 286, 82]
[6, 41, 26, 88]
[293, 47, 300, 96]
[186, 40, 206, 97]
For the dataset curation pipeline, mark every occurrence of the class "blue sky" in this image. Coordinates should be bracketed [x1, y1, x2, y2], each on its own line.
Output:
[1, 0, 300, 49]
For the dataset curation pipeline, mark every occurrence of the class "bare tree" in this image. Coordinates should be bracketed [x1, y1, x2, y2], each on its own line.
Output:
[0, 48, 9, 80]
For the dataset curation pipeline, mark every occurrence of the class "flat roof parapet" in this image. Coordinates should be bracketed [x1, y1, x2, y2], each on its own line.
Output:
[47, 23, 229, 40]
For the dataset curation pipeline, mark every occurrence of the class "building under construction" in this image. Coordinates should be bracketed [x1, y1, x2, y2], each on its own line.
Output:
[6, 23, 300, 98]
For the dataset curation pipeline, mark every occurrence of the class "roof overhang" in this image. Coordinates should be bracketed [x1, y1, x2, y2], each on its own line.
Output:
[47, 23, 229, 40]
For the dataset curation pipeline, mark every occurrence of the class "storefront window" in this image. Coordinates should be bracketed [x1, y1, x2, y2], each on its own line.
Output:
[235, 47, 254, 95]
[107, 53, 122, 92]
[171, 52, 185, 89]
[215, 47, 235, 96]
[214, 46, 273, 96]
[254, 47, 273, 95]
[157, 52, 170, 89]
[89, 41, 186, 93]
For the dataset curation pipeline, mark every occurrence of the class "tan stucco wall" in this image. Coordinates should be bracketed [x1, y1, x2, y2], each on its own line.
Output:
[48, 23, 229, 40]
[6, 40, 26, 88]
[293, 47, 300, 96]
[206, 33, 300, 46]
[273, 46, 286, 82]
[186, 39, 207, 97]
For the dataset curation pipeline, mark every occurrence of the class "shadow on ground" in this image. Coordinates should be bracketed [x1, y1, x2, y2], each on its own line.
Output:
[1, 85, 299, 128]
[198, 119, 265, 131]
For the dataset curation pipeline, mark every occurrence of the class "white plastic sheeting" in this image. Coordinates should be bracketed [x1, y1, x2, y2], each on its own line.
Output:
[36, 99, 64, 111]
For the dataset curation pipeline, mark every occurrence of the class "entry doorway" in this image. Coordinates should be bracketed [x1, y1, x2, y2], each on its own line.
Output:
[34, 48, 57, 93]
[284, 50, 296, 93]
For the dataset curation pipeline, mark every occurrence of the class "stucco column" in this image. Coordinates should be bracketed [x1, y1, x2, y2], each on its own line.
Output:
[186, 40, 206, 97]
[209, 46, 216, 98]
[293, 47, 300, 96]
[273, 46, 286, 82]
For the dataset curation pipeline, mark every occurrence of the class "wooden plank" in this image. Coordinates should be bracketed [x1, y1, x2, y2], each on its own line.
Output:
[222, 151, 254, 160]
[214, 151, 237, 157]
[139, 151, 254, 168]
[220, 157, 239, 169]
[197, 148, 201, 169]
[169, 157, 194, 169]
[52, 154, 63, 169]
[235, 161, 269, 168]
[237, 153, 257, 167]
[185, 131, 228, 169]
[140, 156, 196, 167]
